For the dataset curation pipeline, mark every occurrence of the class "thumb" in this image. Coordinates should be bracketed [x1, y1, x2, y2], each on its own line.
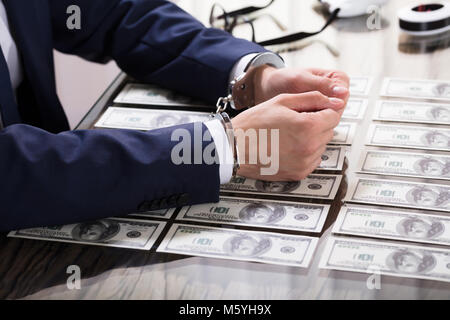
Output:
[276, 92, 345, 113]
[307, 69, 350, 98]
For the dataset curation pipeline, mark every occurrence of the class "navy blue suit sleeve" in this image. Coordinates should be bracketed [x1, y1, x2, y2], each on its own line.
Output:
[0, 123, 220, 231]
[49, 0, 267, 103]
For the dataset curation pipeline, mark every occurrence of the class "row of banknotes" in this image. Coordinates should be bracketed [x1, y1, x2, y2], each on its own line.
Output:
[114, 85, 370, 119]
[111, 77, 449, 110]
[95, 107, 357, 146]
[9, 219, 450, 281]
[131, 195, 332, 232]
[8, 221, 319, 268]
[113, 77, 373, 107]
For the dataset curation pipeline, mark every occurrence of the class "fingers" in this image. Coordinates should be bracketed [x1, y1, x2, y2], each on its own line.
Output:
[308, 108, 342, 132]
[305, 68, 350, 100]
[302, 156, 323, 179]
[309, 144, 328, 164]
[302, 134, 331, 164]
[307, 68, 350, 87]
[300, 136, 332, 178]
[276, 91, 345, 112]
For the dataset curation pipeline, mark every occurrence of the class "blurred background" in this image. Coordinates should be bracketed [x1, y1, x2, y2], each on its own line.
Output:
[55, 0, 450, 128]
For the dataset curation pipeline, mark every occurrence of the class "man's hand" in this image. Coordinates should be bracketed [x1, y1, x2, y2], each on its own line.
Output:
[231, 91, 345, 181]
[253, 66, 350, 106]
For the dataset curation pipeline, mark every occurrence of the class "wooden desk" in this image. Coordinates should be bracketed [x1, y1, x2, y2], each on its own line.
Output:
[1, 0, 449, 299]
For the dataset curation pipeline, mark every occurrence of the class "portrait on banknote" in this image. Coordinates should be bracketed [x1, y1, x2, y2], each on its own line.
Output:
[428, 106, 450, 122]
[414, 158, 450, 177]
[433, 83, 450, 98]
[72, 220, 121, 242]
[406, 186, 450, 208]
[397, 217, 445, 240]
[422, 131, 450, 149]
[255, 181, 301, 193]
[223, 234, 272, 257]
[386, 249, 437, 274]
[154, 114, 190, 128]
[239, 204, 286, 224]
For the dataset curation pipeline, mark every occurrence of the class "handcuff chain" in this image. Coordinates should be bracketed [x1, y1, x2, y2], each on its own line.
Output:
[216, 95, 232, 114]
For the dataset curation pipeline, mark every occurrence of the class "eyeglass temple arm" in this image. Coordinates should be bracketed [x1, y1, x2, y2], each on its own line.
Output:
[217, 0, 275, 19]
[257, 8, 340, 47]
[248, 13, 287, 31]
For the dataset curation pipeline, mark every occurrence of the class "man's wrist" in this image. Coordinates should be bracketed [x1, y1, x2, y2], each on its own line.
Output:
[252, 64, 278, 106]
[229, 53, 261, 84]
[228, 52, 285, 110]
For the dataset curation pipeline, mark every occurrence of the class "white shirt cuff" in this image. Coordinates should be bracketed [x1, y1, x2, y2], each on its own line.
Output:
[204, 119, 234, 184]
[229, 53, 261, 83]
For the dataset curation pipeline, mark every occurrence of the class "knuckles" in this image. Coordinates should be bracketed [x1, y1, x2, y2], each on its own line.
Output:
[297, 140, 322, 157]
[275, 93, 292, 104]
[309, 90, 326, 103]
[301, 144, 318, 157]
[294, 114, 316, 131]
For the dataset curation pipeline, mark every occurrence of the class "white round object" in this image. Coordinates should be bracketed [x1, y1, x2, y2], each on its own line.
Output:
[398, 1, 450, 35]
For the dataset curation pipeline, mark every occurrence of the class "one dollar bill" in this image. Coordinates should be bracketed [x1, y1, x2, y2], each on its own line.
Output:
[222, 174, 343, 200]
[358, 150, 450, 180]
[176, 196, 330, 233]
[95, 107, 211, 131]
[157, 224, 318, 268]
[373, 100, 450, 125]
[367, 124, 450, 152]
[114, 83, 209, 108]
[346, 178, 450, 213]
[380, 78, 450, 102]
[320, 237, 450, 283]
[8, 218, 166, 250]
[333, 205, 450, 246]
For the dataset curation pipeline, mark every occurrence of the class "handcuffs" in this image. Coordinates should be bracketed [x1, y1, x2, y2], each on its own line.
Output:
[214, 52, 285, 177]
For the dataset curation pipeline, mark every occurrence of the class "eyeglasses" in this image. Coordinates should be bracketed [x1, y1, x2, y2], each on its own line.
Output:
[210, 1, 283, 42]
[209, 0, 276, 32]
[210, 1, 340, 47]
